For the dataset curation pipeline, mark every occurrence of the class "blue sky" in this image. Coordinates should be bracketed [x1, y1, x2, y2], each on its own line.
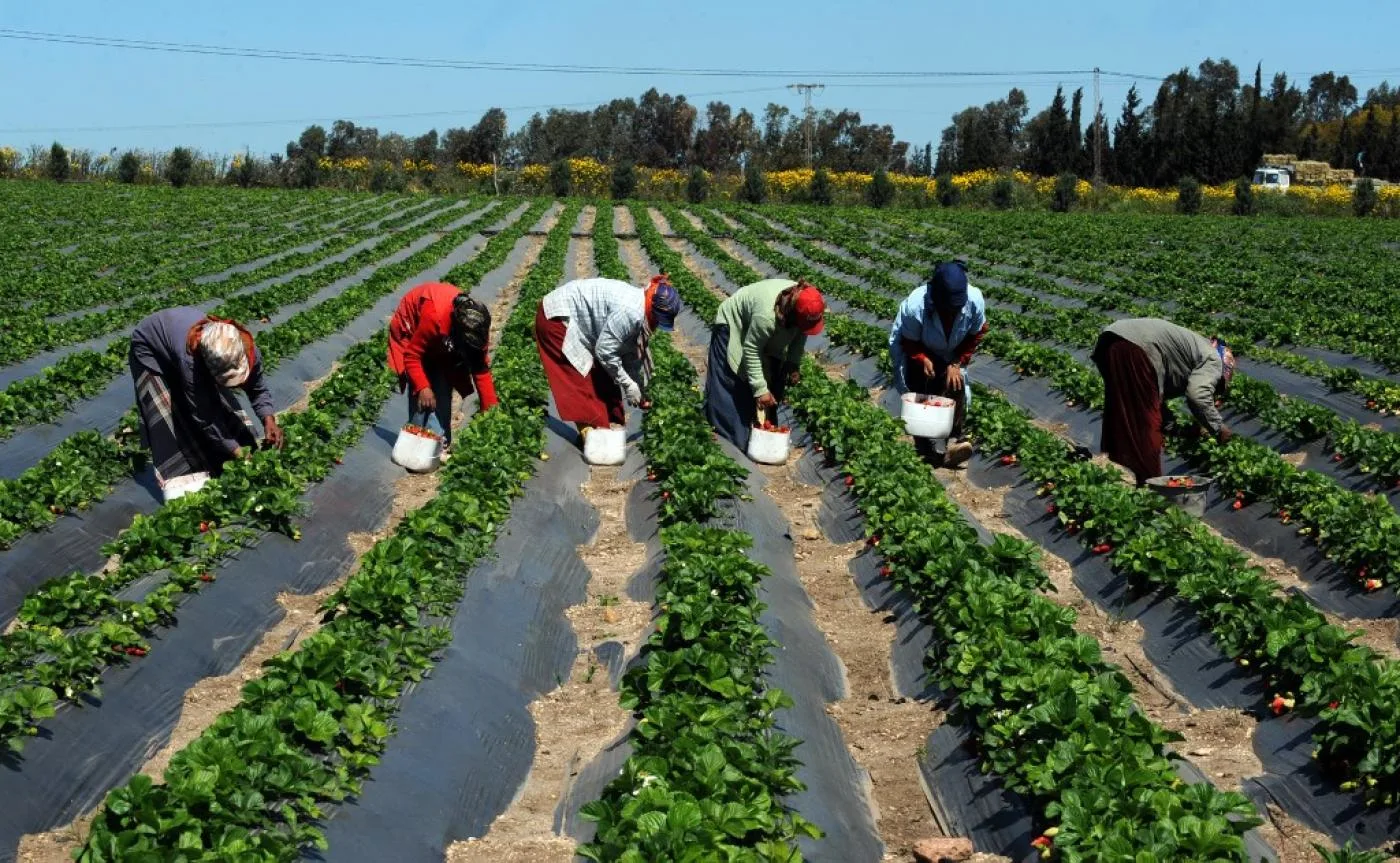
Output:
[2, 0, 1398, 159]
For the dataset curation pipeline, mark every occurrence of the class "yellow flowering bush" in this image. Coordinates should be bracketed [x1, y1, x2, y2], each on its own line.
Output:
[0, 146, 19, 177]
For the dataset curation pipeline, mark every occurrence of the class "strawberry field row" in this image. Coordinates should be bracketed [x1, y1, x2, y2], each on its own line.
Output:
[863, 207, 1400, 414]
[0, 193, 421, 357]
[737, 208, 1400, 593]
[0, 199, 547, 753]
[0, 199, 520, 549]
[661, 203, 1400, 818]
[578, 215, 817, 859]
[75, 202, 575, 860]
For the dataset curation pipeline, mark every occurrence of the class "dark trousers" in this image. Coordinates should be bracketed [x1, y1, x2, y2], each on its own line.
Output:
[704, 324, 786, 452]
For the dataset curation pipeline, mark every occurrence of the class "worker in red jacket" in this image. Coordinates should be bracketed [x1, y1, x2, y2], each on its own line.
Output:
[387, 282, 498, 450]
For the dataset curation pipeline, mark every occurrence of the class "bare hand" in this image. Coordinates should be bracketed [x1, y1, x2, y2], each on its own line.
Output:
[756, 392, 778, 411]
[416, 387, 437, 414]
[945, 364, 964, 391]
[919, 356, 935, 379]
[787, 370, 801, 387]
[262, 417, 285, 450]
[1217, 425, 1233, 443]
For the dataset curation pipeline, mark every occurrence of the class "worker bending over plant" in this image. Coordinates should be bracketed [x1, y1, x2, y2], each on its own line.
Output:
[128, 307, 284, 496]
[535, 275, 680, 440]
[889, 261, 987, 467]
[388, 282, 497, 453]
[704, 278, 826, 452]
[1091, 317, 1235, 485]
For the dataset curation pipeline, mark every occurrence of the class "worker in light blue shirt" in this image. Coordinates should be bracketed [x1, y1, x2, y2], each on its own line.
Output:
[889, 261, 988, 466]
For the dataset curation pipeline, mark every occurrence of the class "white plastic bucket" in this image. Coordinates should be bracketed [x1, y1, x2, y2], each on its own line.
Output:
[392, 426, 442, 473]
[583, 425, 627, 466]
[747, 426, 791, 464]
[162, 471, 210, 503]
[901, 393, 956, 439]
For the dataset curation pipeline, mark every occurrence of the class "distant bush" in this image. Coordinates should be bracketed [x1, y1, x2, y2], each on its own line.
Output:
[117, 151, 140, 184]
[611, 162, 637, 199]
[685, 165, 709, 203]
[168, 147, 195, 188]
[47, 142, 69, 182]
[866, 167, 896, 208]
[1231, 177, 1255, 216]
[991, 175, 1015, 209]
[810, 167, 833, 206]
[936, 172, 960, 207]
[1354, 178, 1378, 217]
[233, 152, 257, 188]
[549, 159, 572, 197]
[1176, 176, 1203, 214]
[738, 162, 766, 204]
[1051, 172, 1079, 212]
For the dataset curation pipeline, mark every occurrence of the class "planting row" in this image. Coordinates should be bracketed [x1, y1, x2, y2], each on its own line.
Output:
[578, 221, 817, 859]
[75, 203, 577, 860]
[0, 199, 526, 549]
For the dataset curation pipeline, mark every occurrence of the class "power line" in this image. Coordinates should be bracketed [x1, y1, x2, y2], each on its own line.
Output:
[0, 27, 1165, 82]
[0, 86, 789, 135]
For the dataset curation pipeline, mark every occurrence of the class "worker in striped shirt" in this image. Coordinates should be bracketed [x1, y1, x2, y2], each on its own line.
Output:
[535, 275, 681, 440]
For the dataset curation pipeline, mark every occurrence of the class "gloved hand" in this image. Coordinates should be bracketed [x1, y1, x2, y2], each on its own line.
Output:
[622, 380, 644, 407]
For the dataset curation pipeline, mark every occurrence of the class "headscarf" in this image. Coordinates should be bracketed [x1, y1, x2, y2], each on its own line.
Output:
[188, 318, 254, 388]
[645, 274, 681, 332]
[448, 294, 492, 373]
[1213, 337, 1236, 389]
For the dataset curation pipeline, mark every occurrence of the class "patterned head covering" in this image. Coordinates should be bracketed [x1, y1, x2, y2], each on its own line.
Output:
[450, 294, 492, 354]
[646, 274, 680, 332]
[198, 321, 251, 388]
[1213, 337, 1236, 388]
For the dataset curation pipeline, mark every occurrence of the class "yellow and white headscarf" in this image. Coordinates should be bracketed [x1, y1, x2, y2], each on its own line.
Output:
[198, 321, 251, 388]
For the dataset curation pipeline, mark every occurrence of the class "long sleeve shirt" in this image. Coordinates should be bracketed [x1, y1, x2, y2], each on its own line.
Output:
[1101, 318, 1226, 433]
[888, 283, 988, 394]
[714, 279, 807, 399]
[130, 306, 274, 456]
[540, 278, 648, 394]
[387, 282, 498, 408]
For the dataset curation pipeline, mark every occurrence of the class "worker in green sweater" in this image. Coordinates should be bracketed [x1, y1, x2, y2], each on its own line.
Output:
[704, 278, 826, 453]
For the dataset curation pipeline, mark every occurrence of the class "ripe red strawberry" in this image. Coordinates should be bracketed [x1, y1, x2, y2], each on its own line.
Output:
[199, 521, 210, 533]
[199, 573, 214, 582]
[1031, 835, 1052, 850]
[867, 535, 881, 548]
[879, 566, 892, 577]
[1092, 543, 1113, 555]
[1232, 500, 1244, 510]
[1046, 504, 1057, 514]
[1363, 578, 1383, 592]
[334, 457, 343, 465]
[1000, 455, 1017, 466]
[661, 491, 671, 501]
[1270, 695, 1294, 715]
[1329, 700, 1341, 710]
[1334, 453, 1344, 463]
[126, 647, 148, 657]
[844, 475, 855, 487]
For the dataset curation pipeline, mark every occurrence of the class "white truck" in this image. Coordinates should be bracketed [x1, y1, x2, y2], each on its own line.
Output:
[1252, 165, 1292, 192]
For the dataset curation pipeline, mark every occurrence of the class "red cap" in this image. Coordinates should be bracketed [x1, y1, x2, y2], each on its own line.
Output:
[794, 284, 825, 335]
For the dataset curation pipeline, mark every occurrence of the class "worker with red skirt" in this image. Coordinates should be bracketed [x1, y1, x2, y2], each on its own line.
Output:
[387, 282, 498, 452]
[535, 275, 681, 439]
[1091, 318, 1235, 485]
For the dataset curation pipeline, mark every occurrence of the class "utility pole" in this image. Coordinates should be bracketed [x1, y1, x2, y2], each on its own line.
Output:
[1093, 66, 1104, 189]
[788, 83, 824, 167]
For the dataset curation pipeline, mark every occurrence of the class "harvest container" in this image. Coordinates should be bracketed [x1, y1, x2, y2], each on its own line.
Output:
[583, 425, 627, 466]
[747, 425, 791, 464]
[1146, 474, 1213, 518]
[901, 393, 956, 440]
[162, 471, 210, 503]
[392, 425, 442, 473]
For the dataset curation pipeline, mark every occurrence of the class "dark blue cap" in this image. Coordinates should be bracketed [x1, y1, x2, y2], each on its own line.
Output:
[928, 261, 969, 312]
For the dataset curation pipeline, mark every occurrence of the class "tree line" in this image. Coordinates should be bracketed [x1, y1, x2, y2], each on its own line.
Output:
[936, 61, 1400, 185]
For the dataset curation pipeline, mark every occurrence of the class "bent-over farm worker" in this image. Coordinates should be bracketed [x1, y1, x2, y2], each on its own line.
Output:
[889, 261, 987, 467]
[388, 282, 498, 451]
[128, 307, 284, 491]
[535, 275, 681, 438]
[704, 278, 826, 452]
[1091, 317, 1236, 485]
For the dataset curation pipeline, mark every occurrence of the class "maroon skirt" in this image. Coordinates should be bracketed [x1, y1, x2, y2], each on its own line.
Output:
[534, 305, 626, 428]
[1092, 333, 1162, 485]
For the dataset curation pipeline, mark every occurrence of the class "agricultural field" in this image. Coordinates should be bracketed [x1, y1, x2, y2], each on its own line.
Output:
[0, 179, 1398, 863]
